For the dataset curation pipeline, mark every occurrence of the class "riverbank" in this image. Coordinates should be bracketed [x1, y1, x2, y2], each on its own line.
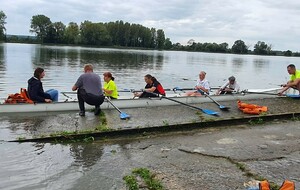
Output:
[0, 96, 299, 142]
[1, 96, 300, 189]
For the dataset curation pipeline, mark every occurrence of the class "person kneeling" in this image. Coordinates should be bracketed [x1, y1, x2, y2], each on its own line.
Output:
[72, 64, 104, 116]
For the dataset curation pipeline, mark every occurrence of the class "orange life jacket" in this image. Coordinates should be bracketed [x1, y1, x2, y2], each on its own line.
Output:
[259, 180, 270, 190]
[259, 180, 295, 190]
[4, 88, 34, 104]
[237, 100, 268, 115]
[279, 180, 295, 190]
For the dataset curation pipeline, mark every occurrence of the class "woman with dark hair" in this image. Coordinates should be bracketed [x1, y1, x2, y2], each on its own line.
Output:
[103, 72, 118, 99]
[134, 74, 165, 98]
[27, 67, 58, 103]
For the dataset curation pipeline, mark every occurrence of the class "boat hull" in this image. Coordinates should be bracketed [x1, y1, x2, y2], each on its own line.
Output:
[0, 93, 278, 114]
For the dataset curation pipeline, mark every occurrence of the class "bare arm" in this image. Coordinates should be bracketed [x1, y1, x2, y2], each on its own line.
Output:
[72, 85, 78, 91]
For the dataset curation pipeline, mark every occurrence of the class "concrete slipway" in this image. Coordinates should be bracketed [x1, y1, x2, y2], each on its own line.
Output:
[0, 96, 299, 189]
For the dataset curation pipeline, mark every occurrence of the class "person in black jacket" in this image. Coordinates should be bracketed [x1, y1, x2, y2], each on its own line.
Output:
[27, 67, 58, 103]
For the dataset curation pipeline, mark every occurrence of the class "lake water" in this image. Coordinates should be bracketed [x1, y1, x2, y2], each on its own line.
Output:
[1, 43, 299, 100]
[0, 43, 300, 189]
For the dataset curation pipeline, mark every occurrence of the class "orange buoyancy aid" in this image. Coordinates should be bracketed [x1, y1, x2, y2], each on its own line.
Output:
[4, 88, 34, 104]
[237, 100, 268, 115]
[259, 180, 295, 190]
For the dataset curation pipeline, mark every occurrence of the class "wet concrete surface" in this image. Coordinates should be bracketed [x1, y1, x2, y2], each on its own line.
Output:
[0, 97, 300, 189]
[1, 97, 300, 141]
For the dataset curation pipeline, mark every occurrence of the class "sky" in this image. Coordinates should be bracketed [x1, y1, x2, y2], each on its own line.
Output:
[1, 0, 300, 51]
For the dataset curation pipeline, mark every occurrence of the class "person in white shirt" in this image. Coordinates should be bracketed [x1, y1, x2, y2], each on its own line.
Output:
[216, 76, 240, 95]
[186, 71, 210, 96]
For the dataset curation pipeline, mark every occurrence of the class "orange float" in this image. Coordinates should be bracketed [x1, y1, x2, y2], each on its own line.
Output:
[237, 100, 267, 115]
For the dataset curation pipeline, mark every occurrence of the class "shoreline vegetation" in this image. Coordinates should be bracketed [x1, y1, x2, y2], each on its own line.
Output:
[0, 11, 299, 57]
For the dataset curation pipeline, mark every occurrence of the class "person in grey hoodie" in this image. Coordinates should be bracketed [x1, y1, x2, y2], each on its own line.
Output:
[27, 67, 58, 103]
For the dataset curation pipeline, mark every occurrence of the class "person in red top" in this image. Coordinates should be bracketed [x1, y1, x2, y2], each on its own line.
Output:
[134, 74, 166, 98]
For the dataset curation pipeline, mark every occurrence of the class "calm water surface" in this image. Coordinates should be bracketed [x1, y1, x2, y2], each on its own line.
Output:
[1, 43, 300, 189]
[1, 43, 299, 99]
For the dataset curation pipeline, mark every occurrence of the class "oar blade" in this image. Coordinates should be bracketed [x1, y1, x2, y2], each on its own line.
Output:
[201, 109, 219, 116]
[219, 105, 230, 111]
[120, 112, 130, 120]
[286, 94, 300, 98]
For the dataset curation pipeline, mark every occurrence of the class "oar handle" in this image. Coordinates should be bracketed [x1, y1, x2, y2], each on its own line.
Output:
[242, 91, 278, 95]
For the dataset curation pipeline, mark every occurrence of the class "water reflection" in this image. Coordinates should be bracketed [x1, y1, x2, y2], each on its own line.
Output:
[69, 143, 103, 170]
[232, 57, 245, 68]
[186, 53, 227, 66]
[253, 58, 269, 71]
[31, 46, 165, 72]
[0, 44, 6, 92]
[1, 43, 300, 97]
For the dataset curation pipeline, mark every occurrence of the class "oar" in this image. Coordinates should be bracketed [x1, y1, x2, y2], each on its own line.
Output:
[146, 91, 219, 116]
[241, 90, 300, 98]
[203, 92, 230, 111]
[105, 97, 130, 120]
[61, 92, 76, 100]
[173, 86, 221, 92]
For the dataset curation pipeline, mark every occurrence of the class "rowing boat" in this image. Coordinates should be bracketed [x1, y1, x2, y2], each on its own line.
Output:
[0, 89, 282, 113]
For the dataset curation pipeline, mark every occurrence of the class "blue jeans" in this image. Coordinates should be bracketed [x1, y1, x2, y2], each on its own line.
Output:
[46, 89, 59, 102]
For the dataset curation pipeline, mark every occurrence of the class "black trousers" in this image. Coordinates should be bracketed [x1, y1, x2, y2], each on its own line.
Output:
[77, 89, 104, 111]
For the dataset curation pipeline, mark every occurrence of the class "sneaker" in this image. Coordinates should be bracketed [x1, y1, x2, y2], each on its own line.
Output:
[79, 111, 85, 116]
[94, 107, 101, 115]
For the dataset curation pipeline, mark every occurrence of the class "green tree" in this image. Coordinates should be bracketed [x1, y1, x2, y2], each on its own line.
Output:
[52, 22, 66, 43]
[123, 22, 131, 47]
[219, 42, 229, 53]
[150, 28, 156, 48]
[0, 10, 7, 40]
[284, 50, 292, 56]
[30, 15, 52, 42]
[164, 38, 172, 50]
[64, 22, 80, 44]
[80, 21, 111, 46]
[156, 29, 165, 49]
[254, 41, 271, 55]
[231, 40, 248, 54]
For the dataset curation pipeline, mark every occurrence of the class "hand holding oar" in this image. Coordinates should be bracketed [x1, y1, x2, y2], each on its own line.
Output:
[146, 91, 219, 116]
[105, 97, 130, 120]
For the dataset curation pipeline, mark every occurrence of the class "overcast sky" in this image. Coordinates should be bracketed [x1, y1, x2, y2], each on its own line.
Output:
[1, 0, 300, 51]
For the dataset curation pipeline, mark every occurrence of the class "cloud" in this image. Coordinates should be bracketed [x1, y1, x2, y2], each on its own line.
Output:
[1, 0, 300, 51]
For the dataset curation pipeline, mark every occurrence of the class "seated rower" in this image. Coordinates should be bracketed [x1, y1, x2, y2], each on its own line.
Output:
[216, 76, 240, 95]
[27, 67, 58, 103]
[102, 72, 118, 99]
[134, 74, 166, 98]
[278, 64, 300, 95]
[186, 71, 210, 96]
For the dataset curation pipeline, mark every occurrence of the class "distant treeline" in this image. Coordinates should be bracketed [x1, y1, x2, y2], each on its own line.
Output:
[9, 14, 169, 50]
[1, 11, 299, 56]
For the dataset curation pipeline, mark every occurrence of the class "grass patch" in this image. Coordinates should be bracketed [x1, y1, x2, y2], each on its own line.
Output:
[231, 160, 281, 190]
[17, 136, 26, 141]
[123, 168, 164, 190]
[195, 111, 205, 121]
[248, 118, 264, 125]
[291, 114, 300, 121]
[162, 120, 169, 126]
[34, 111, 110, 142]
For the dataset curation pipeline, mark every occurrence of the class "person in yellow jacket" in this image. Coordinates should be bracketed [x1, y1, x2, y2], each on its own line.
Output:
[102, 72, 118, 99]
[278, 64, 300, 95]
